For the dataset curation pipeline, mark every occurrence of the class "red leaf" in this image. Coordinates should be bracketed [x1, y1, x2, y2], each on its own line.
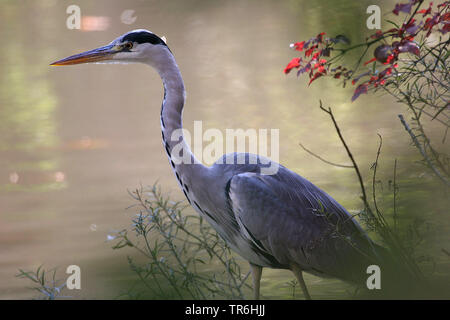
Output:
[293, 41, 305, 51]
[297, 62, 311, 76]
[284, 57, 301, 74]
[384, 54, 396, 64]
[369, 76, 378, 83]
[313, 59, 327, 72]
[378, 67, 393, 79]
[316, 32, 326, 43]
[441, 22, 450, 34]
[308, 71, 324, 85]
[418, 2, 433, 16]
[441, 12, 450, 22]
[370, 30, 384, 39]
[424, 13, 440, 35]
[305, 45, 316, 57]
[364, 57, 377, 65]
[351, 84, 368, 102]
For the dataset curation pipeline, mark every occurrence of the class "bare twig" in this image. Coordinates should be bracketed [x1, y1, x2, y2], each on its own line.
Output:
[371, 134, 388, 226]
[298, 142, 354, 168]
[318, 101, 424, 282]
[398, 114, 450, 186]
[318, 101, 370, 207]
[442, 248, 450, 258]
[393, 159, 398, 231]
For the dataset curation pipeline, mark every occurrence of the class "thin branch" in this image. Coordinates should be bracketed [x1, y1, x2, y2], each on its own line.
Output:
[371, 134, 388, 226]
[318, 101, 369, 206]
[442, 248, 450, 258]
[398, 114, 450, 186]
[298, 142, 354, 168]
[393, 159, 398, 232]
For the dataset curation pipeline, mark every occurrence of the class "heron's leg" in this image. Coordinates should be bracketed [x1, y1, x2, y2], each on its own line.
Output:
[291, 265, 312, 300]
[249, 263, 262, 300]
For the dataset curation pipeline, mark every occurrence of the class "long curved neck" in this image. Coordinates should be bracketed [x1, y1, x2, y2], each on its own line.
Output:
[150, 50, 206, 180]
[158, 59, 188, 155]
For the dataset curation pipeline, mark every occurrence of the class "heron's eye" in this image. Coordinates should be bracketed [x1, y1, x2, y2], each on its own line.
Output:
[124, 42, 133, 50]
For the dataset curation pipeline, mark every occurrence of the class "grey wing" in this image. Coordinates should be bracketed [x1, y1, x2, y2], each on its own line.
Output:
[227, 168, 379, 283]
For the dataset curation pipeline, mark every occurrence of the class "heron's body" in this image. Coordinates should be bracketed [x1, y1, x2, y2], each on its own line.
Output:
[52, 29, 384, 299]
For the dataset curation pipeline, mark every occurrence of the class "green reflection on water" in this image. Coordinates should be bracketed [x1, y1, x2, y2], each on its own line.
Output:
[0, 45, 57, 152]
[0, 1, 62, 191]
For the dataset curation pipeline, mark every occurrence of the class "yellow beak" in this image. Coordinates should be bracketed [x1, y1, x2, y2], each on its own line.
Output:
[50, 44, 116, 66]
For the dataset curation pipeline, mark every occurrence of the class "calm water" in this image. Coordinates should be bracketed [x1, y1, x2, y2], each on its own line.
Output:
[0, 0, 448, 299]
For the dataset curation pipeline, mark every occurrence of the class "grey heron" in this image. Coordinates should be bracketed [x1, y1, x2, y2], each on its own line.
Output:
[51, 29, 388, 300]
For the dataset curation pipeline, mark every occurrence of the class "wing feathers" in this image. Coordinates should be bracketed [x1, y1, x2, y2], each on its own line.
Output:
[227, 168, 379, 283]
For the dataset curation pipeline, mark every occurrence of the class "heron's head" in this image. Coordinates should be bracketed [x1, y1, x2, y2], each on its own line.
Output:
[50, 29, 170, 67]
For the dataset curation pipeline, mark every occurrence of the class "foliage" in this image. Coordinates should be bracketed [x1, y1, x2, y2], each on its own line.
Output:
[318, 104, 425, 284]
[285, 0, 449, 186]
[300, 101, 449, 299]
[110, 184, 251, 299]
[16, 266, 68, 300]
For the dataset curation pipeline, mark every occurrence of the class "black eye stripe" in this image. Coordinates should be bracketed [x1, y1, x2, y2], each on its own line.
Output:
[122, 31, 167, 46]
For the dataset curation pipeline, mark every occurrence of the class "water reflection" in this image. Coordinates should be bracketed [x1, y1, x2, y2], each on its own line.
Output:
[0, 1, 61, 195]
[0, 0, 447, 299]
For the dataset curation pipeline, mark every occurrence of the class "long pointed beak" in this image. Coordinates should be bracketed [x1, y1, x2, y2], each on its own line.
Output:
[50, 44, 116, 66]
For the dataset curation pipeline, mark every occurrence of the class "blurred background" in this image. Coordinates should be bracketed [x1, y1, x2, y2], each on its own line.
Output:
[0, 0, 448, 299]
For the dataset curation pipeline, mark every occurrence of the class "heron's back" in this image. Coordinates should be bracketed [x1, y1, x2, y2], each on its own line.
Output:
[204, 153, 384, 284]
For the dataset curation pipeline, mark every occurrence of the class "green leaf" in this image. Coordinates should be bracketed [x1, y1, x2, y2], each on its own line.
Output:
[386, 20, 400, 28]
